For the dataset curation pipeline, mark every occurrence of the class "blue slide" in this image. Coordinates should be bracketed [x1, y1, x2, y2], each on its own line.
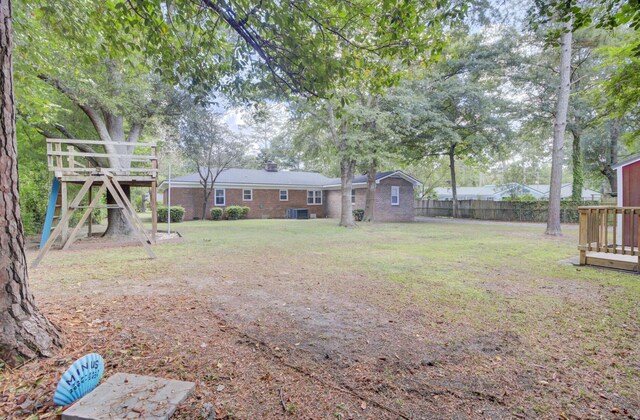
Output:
[40, 177, 61, 249]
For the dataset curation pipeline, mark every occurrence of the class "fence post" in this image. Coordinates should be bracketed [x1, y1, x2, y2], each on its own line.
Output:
[578, 209, 588, 265]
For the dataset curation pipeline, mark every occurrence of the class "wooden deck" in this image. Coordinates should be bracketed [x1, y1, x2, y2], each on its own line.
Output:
[578, 207, 640, 272]
[583, 251, 639, 272]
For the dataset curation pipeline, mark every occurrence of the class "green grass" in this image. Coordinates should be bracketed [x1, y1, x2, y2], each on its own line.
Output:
[33, 218, 640, 319]
[28, 218, 640, 407]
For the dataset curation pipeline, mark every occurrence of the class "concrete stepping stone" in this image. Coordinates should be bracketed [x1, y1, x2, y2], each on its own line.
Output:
[62, 373, 195, 420]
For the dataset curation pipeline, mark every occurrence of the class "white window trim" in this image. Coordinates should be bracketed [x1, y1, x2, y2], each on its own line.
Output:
[215, 188, 226, 206]
[279, 189, 289, 201]
[243, 188, 253, 201]
[391, 186, 400, 206]
[351, 188, 356, 205]
[307, 190, 322, 205]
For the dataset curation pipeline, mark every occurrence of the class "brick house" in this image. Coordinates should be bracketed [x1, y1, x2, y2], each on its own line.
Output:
[159, 163, 421, 222]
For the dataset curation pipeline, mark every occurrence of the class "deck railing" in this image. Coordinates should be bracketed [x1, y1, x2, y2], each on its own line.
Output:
[46, 138, 158, 181]
[578, 207, 640, 264]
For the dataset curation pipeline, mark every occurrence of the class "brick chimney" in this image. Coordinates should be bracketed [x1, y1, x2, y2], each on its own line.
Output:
[265, 161, 278, 172]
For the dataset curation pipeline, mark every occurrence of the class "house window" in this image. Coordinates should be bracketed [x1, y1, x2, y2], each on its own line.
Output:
[215, 188, 225, 206]
[351, 189, 356, 205]
[243, 189, 252, 201]
[391, 186, 400, 206]
[307, 190, 322, 205]
[279, 189, 288, 201]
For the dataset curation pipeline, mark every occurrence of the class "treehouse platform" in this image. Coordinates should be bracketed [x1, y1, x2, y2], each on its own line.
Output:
[578, 207, 640, 272]
[33, 138, 159, 267]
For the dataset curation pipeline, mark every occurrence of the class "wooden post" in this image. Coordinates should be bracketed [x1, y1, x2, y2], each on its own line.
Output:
[87, 186, 92, 238]
[68, 145, 75, 173]
[578, 209, 587, 265]
[632, 209, 636, 257]
[612, 208, 617, 251]
[60, 181, 68, 244]
[151, 181, 157, 244]
[637, 209, 640, 272]
[46, 140, 53, 171]
[151, 145, 157, 244]
[54, 142, 63, 176]
[604, 208, 609, 253]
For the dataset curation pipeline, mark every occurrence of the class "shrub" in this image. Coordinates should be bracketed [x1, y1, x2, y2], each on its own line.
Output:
[210, 207, 223, 220]
[503, 193, 538, 203]
[132, 192, 147, 212]
[240, 206, 250, 219]
[225, 205, 243, 220]
[18, 166, 49, 235]
[158, 206, 185, 223]
[353, 208, 365, 221]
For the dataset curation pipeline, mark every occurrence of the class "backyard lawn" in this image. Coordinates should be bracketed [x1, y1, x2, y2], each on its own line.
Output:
[4, 219, 640, 418]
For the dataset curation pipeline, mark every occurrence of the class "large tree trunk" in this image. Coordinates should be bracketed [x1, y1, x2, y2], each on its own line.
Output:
[546, 22, 572, 236]
[339, 157, 356, 227]
[104, 185, 134, 237]
[0, 0, 63, 365]
[362, 160, 376, 222]
[449, 145, 460, 218]
[201, 187, 214, 220]
[202, 190, 208, 220]
[198, 167, 215, 220]
[103, 115, 137, 237]
[603, 119, 620, 195]
[570, 128, 583, 202]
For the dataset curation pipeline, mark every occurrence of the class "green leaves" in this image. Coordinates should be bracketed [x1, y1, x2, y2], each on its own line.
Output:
[387, 32, 514, 165]
[106, 0, 467, 99]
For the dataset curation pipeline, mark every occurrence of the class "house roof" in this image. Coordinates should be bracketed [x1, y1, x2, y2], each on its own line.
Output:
[612, 154, 640, 169]
[434, 185, 499, 197]
[161, 168, 333, 188]
[159, 168, 422, 189]
[324, 170, 422, 187]
[527, 183, 601, 198]
[435, 183, 601, 199]
[434, 183, 544, 198]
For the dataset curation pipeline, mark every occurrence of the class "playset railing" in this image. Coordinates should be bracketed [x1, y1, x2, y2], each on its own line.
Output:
[46, 138, 158, 181]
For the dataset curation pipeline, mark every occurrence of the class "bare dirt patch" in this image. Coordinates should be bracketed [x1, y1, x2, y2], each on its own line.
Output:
[25, 232, 183, 253]
[4, 220, 640, 419]
[1, 294, 514, 419]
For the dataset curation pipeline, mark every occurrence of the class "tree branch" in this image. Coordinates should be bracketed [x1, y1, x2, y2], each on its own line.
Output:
[53, 123, 75, 139]
[37, 74, 113, 143]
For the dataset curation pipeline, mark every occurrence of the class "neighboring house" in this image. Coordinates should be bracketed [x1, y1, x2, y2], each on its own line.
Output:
[434, 182, 602, 201]
[527, 184, 602, 201]
[158, 163, 421, 222]
[434, 183, 544, 201]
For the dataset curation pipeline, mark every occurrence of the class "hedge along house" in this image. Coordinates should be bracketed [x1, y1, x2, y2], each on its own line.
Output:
[158, 163, 421, 222]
